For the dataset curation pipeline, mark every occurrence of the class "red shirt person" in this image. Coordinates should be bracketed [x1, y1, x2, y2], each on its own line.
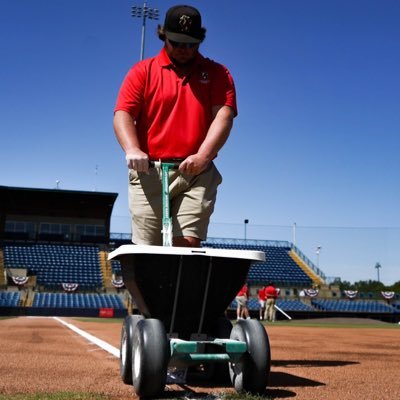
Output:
[257, 286, 266, 320]
[237, 284, 249, 298]
[264, 282, 278, 322]
[114, 5, 237, 247]
[236, 284, 250, 320]
[264, 284, 278, 300]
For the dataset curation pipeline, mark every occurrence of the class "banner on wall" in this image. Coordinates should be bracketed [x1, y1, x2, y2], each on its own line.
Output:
[12, 276, 29, 286]
[304, 288, 319, 297]
[344, 290, 358, 299]
[381, 291, 395, 300]
[62, 283, 79, 292]
[112, 277, 124, 288]
[99, 308, 114, 318]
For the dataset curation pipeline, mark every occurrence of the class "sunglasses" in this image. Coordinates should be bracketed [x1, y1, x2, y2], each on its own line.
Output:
[168, 39, 198, 49]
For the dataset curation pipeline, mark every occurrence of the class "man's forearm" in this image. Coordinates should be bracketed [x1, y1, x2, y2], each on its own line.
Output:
[197, 105, 234, 161]
[114, 110, 149, 171]
[179, 105, 235, 175]
[113, 110, 141, 154]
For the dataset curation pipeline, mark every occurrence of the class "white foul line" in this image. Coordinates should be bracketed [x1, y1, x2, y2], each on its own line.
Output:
[53, 317, 120, 358]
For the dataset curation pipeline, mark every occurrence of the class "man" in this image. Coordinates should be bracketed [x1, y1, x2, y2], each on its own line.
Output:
[257, 285, 266, 320]
[264, 282, 278, 322]
[236, 283, 250, 320]
[114, 5, 237, 247]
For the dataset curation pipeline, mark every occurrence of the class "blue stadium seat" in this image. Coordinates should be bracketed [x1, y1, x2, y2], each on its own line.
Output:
[4, 244, 103, 289]
[32, 292, 125, 309]
[0, 292, 20, 307]
[311, 299, 396, 313]
[202, 241, 312, 287]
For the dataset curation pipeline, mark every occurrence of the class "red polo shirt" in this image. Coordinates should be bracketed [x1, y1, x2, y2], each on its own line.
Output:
[264, 285, 278, 299]
[237, 284, 249, 297]
[115, 48, 237, 160]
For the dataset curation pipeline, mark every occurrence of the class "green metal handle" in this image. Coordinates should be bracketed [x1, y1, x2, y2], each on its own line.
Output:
[150, 161, 180, 247]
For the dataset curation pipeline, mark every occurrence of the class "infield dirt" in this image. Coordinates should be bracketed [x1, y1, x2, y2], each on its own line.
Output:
[0, 316, 399, 399]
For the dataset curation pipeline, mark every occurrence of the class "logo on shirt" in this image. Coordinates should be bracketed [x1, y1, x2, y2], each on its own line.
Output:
[199, 71, 209, 84]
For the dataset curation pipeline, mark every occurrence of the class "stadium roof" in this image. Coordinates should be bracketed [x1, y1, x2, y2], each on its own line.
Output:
[0, 185, 118, 220]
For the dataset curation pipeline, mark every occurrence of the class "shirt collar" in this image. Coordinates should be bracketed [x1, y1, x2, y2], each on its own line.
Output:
[157, 47, 206, 69]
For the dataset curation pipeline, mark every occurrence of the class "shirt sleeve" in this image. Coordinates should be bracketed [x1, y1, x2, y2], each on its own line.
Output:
[210, 63, 238, 116]
[114, 62, 147, 117]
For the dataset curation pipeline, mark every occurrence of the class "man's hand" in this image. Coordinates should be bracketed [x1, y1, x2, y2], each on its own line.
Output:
[179, 154, 210, 176]
[125, 149, 149, 173]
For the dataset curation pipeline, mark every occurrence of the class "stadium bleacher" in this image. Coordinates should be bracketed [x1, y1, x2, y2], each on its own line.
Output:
[1, 238, 398, 322]
[202, 241, 313, 286]
[3, 243, 102, 290]
[232, 297, 314, 312]
[110, 259, 122, 274]
[311, 299, 397, 313]
[0, 291, 20, 307]
[277, 299, 315, 312]
[32, 292, 125, 309]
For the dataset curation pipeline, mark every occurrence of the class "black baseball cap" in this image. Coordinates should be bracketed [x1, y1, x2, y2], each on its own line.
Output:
[163, 5, 204, 43]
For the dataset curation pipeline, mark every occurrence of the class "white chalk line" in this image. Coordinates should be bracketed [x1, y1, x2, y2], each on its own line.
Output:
[53, 317, 120, 358]
[52, 317, 223, 399]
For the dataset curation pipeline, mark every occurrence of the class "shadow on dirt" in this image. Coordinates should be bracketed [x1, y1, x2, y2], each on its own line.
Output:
[161, 387, 298, 399]
[272, 359, 359, 368]
[264, 388, 297, 398]
[269, 371, 324, 388]
[161, 390, 222, 399]
[156, 360, 360, 399]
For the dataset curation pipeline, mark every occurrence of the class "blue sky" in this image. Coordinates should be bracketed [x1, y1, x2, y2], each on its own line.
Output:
[1, 0, 399, 285]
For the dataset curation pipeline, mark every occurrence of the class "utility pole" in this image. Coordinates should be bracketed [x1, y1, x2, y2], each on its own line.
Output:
[244, 219, 249, 241]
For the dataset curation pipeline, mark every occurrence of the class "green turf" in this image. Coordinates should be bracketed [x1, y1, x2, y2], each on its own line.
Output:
[0, 316, 16, 321]
[0, 393, 109, 400]
[71, 316, 400, 329]
[260, 319, 400, 329]
[0, 393, 273, 400]
[71, 317, 123, 324]
[217, 392, 272, 400]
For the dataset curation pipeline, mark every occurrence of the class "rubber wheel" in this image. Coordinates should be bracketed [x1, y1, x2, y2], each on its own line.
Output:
[132, 319, 169, 398]
[229, 319, 271, 394]
[120, 314, 143, 384]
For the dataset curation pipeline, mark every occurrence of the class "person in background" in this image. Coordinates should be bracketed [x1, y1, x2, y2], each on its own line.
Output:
[113, 5, 237, 247]
[236, 283, 250, 320]
[264, 281, 278, 322]
[258, 285, 266, 320]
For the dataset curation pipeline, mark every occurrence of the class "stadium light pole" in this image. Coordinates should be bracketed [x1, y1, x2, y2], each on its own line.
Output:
[316, 246, 322, 269]
[293, 222, 297, 246]
[131, 1, 159, 61]
[375, 262, 382, 282]
[244, 219, 249, 241]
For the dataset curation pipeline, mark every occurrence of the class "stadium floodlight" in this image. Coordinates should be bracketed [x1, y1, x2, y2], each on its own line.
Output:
[131, 1, 159, 60]
[315, 246, 322, 268]
[375, 262, 382, 282]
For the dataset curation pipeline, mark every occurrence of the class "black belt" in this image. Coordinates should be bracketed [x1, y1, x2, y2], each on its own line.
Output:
[150, 158, 185, 162]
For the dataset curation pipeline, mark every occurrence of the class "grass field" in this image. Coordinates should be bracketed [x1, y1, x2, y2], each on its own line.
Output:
[0, 394, 108, 400]
[260, 318, 399, 329]
[0, 393, 270, 400]
[70, 316, 400, 329]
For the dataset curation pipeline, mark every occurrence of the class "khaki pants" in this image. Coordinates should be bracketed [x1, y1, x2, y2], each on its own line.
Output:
[265, 298, 276, 321]
[128, 162, 222, 245]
